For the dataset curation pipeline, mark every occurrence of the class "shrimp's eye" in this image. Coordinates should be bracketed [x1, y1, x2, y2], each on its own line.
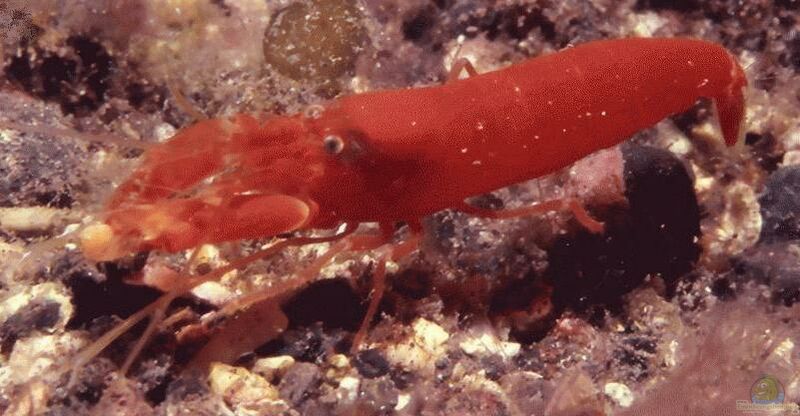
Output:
[323, 134, 345, 155]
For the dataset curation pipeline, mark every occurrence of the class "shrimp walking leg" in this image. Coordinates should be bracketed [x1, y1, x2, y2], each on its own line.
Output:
[216, 233, 360, 316]
[351, 233, 421, 352]
[65, 228, 355, 380]
[459, 198, 605, 233]
[447, 57, 479, 82]
[190, 231, 381, 365]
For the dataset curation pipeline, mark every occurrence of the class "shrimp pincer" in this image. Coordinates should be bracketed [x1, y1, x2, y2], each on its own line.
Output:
[38, 37, 745, 375]
[81, 37, 746, 263]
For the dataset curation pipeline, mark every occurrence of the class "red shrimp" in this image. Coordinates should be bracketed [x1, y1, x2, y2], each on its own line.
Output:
[4, 36, 749, 388]
[81, 37, 747, 262]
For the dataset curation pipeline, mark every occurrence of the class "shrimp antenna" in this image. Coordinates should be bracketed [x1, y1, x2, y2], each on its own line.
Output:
[166, 79, 208, 121]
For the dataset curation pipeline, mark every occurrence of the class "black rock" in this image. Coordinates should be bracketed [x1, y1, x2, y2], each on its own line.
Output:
[758, 166, 800, 243]
[354, 348, 390, 379]
[548, 143, 701, 312]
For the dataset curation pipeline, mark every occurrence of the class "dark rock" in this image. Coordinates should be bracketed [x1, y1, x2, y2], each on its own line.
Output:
[481, 355, 506, 381]
[460, 4, 555, 42]
[162, 373, 225, 415]
[132, 355, 173, 405]
[711, 276, 737, 300]
[355, 348, 390, 378]
[278, 362, 322, 407]
[758, 166, 800, 243]
[513, 347, 544, 372]
[5, 36, 113, 116]
[612, 334, 657, 382]
[732, 242, 800, 306]
[62, 252, 160, 330]
[257, 322, 349, 363]
[402, 5, 438, 42]
[164, 374, 209, 401]
[0, 300, 61, 353]
[635, 0, 700, 12]
[283, 278, 364, 331]
[548, 144, 700, 312]
[779, 30, 800, 70]
[744, 132, 782, 173]
[389, 368, 416, 390]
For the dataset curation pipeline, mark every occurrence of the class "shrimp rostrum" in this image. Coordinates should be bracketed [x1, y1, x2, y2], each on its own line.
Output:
[35, 37, 746, 372]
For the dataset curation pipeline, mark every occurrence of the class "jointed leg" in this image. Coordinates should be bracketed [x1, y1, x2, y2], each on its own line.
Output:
[459, 198, 605, 233]
[216, 231, 365, 316]
[166, 79, 208, 121]
[447, 57, 479, 83]
[66, 226, 356, 381]
[220, 224, 422, 353]
[351, 231, 421, 352]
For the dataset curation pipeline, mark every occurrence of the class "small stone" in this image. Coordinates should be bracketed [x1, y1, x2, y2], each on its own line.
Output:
[253, 355, 295, 382]
[0, 300, 61, 353]
[329, 353, 350, 369]
[207, 362, 280, 407]
[278, 362, 322, 407]
[395, 393, 411, 411]
[385, 318, 450, 374]
[337, 376, 360, 403]
[413, 318, 450, 349]
[0, 206, 68, 233]
[354, 348, 390, 378]
[0, 282, 73, 353]
[459, 333, 520, 359]
[190, 281, 235, 307]
[604, 382, 634, 407]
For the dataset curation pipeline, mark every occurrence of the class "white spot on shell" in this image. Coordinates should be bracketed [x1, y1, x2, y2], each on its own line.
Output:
[697, 78, 709, 88]
[472, 160, 482, 166]
[460, 148, 468, 154]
